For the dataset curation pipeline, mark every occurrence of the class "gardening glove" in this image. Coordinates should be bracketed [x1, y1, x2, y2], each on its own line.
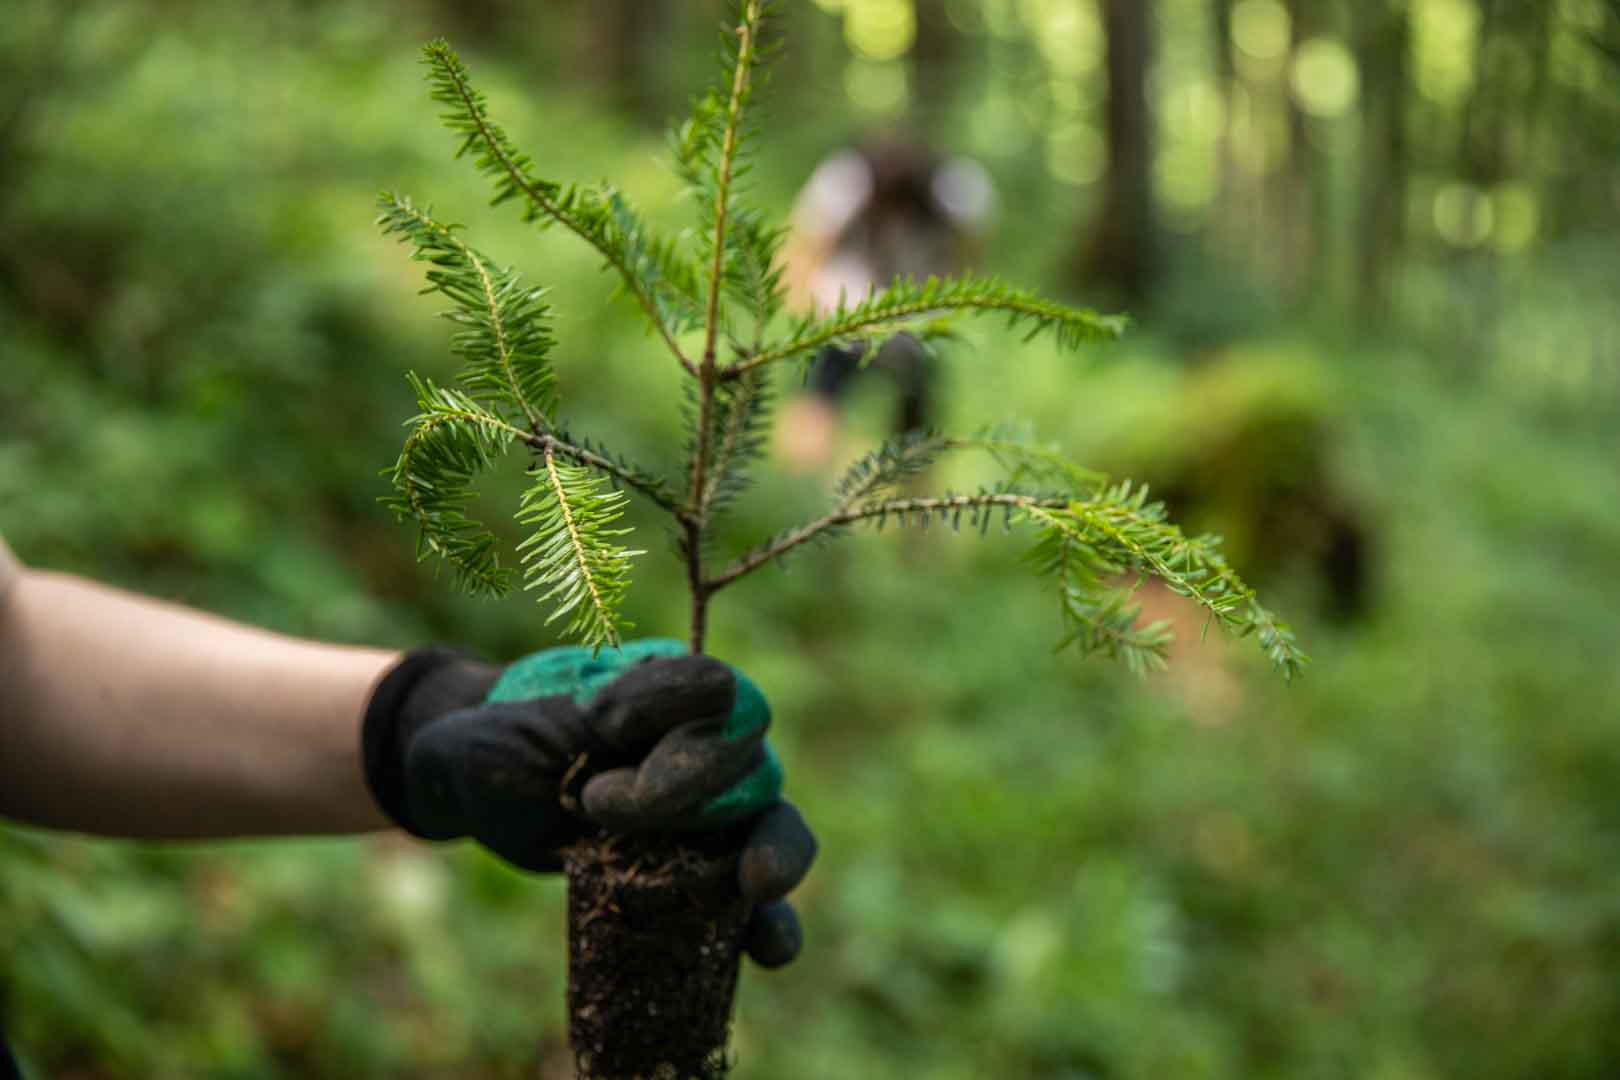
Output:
[362, 638, 815, 968]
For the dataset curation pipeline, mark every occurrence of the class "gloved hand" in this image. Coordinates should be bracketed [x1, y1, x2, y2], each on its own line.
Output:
[362, 638, 815, 967]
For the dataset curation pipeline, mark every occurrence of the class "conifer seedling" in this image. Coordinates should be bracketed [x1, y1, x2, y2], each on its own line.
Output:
[380, 4, 1305, 1076]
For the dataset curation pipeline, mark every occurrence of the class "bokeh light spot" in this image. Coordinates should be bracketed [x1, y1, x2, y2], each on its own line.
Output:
[1491, 184, 1540, 254]
[845, 0, 917, 62]
[1289, 37, 1359, 118]
[1046, 122, 1106, 186]
[844, 58, 910, 115]
[1433, 182, 1494, 247]
[1023, 0, 1104, 77]
[1232, 0, 1290, 61]
[1413, 0, 1479, 105]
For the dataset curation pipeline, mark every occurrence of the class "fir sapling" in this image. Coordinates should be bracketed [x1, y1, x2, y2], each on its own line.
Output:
[378, 4, 1305, 1076]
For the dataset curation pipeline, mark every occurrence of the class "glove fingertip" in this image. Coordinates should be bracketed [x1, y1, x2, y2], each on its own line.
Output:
[745, 899, 803, 970]
[739, 800, 818, 904]
[579, 768, 641, 830]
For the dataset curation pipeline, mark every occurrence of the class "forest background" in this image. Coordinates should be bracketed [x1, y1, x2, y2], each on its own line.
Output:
[2, 0, 1619, 1076]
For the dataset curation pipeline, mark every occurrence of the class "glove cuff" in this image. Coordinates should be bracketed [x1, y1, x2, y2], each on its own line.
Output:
[362, 646, 495, 837]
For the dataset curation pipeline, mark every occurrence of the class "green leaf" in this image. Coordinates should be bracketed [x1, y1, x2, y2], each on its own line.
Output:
[517, 447, 644, 650]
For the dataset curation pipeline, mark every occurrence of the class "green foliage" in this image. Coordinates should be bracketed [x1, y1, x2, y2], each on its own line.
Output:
[384, 7, 1293, 677]
[835, 430, 954, 503]
[420, 39, 703, 354]
[517, 451, 641, 648]
[670, 1, 782, 345]
[701, 370, 775, 520]
[383, 376, 517, 597]
[968, 423, 1109, 492]
[377, 195, 558, 427]
[1029, 486, 1307, 680]
[734, 275, 1129, 378]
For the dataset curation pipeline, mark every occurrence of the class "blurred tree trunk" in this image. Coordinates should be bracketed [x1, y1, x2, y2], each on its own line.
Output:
[910, 0, 959, 140]
[570, 0, 669, 129]
[1459, 0, 1509, 186]
[1210, 0, 1237, 207]
[1070, 0, 1156, 303]
[1353, 0, 1409, 322]
[1278, 0, 1321, 305]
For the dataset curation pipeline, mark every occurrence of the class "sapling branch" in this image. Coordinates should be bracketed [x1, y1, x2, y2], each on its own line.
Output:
[706, 492, 1068, 592]
[422, 42, 698, 378]
[1024, 493, 1307, 680]
[723, 276, 1128, 379]
[530, 430, 688, 522]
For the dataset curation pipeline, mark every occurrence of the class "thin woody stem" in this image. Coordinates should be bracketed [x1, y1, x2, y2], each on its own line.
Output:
[405, 401, 684, 521]
[525, 431, 690, 523]
[687, 1, 762, 654]
[705, 493, 1068, 592]
[700, 3, 760, 374]
[686, 520, 709, 655]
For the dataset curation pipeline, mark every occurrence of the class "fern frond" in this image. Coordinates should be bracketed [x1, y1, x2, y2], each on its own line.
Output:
[384, 375, 521, 596]
[419, 41, 700, 371]
[517, 446, 644, 650]
[378, 193, 556, 427]
[729, 275, 1127, 378]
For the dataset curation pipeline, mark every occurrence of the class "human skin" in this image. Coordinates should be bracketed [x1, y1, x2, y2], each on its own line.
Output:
[0, 566, 398, 838]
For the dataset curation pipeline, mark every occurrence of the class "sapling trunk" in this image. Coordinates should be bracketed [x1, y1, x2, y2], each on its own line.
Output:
[382, 4, 1305, 1075]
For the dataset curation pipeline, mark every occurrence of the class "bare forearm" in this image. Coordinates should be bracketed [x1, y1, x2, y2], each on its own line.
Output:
[0, 569, 398, 838]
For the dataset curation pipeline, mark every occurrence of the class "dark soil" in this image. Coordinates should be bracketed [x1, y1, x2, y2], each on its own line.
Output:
[561, 831, 749, 1080]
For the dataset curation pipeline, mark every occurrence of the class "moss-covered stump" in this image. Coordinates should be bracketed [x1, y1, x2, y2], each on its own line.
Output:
[561, 832, 748, 1080]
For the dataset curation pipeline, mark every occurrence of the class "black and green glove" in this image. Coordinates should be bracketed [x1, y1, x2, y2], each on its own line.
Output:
[362, 639, 815, 967]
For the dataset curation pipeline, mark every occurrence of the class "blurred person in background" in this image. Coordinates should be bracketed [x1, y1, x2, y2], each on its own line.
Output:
[775, 137, 995, 471]
[0, 534, 813, 1077]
